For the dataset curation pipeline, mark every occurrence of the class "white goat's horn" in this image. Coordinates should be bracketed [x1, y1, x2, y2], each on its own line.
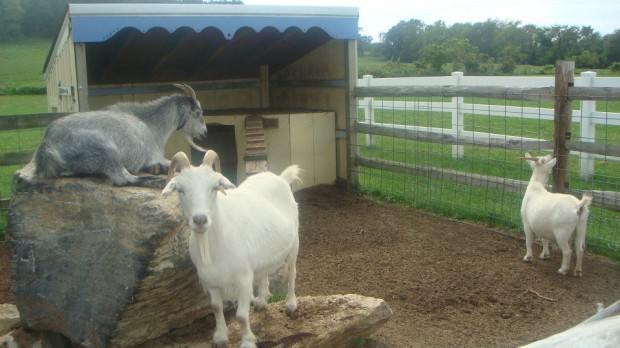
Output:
[167, 151, 191, 183]
[518, 156, 539, 162]
[173, 83, 197, 100]
[202, 150, 228, 195]
[202, 150, 222, 173]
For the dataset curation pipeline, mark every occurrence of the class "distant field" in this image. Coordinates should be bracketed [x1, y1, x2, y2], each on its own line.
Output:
[0, 38, 50, 91]
[358, 55, 620, 78]
[0, 95, 47, 115]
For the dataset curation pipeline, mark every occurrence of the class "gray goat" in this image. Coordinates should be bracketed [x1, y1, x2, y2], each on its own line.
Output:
[33, 84, 207, 186]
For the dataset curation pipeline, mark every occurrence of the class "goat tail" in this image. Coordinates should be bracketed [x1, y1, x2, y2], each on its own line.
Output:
[577, 193, 593, 216]
[32, 144, 64, 179]
[280, 165, 303, 186]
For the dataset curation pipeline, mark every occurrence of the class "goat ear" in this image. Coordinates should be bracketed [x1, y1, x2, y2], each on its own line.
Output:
[524, 152, 532, 158]
[547, 157, 557, 168]
[218, 175, 236, 190]
[161, 178, 179, 196]
[177, 112, 188, 130]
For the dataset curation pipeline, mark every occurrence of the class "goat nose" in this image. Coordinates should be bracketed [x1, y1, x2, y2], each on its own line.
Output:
[193, 214, 207, 227]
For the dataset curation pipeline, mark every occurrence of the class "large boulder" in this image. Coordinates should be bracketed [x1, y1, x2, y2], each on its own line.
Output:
[8, 164, 208, 347]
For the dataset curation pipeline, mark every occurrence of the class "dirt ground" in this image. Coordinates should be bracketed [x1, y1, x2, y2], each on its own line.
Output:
[2, 184, 620, 347]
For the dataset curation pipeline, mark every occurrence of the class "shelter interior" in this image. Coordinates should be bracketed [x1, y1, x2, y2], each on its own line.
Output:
[44, 4, 359, 187]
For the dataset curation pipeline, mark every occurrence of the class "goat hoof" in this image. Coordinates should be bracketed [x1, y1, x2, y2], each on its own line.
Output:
[574, 270, 583, 277]
[253, 299, 267, 311]
[523, 255, 533, 262]
[212, 334, 229, 348]
[557, 269, 568, 275]
[240, 342, 257, 348]
[285, 304, 297, 317]
[539, 254, 550, 260]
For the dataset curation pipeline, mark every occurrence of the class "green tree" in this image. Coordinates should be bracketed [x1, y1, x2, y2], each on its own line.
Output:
[574, 50, 599, 68]
[604, 30, 620, 65]
[420, 39, 482, 73]
[0, 0, 25, 41]
[357, 28, 374, 55]
[499, 45, 526, 73]
[381, 19, 425, 62]
[420, 43, 449, 71]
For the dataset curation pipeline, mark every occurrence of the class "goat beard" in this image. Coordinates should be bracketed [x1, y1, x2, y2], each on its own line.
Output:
[184, 134, 208, 153]
[194, 231, 213, 267]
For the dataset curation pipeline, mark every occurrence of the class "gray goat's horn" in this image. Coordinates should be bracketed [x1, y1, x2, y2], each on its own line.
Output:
[202, 150, 222, 173]
[174, 83, 197, 100]
[167, 151, 191, 183]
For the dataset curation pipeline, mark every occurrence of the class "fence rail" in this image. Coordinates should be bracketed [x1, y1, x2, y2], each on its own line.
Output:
[357, 71, 620, 179]
[0, 113, 67, 167]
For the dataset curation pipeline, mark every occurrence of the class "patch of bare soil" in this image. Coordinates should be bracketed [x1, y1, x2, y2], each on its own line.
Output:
[1, 184, 619, 347]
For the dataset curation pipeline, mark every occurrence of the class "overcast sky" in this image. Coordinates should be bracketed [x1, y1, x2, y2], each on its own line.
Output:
[243, 0, 620, 41]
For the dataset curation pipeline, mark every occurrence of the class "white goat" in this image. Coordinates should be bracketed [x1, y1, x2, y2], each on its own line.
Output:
[520, 153, 592, 276]
[162, 151, 300, 348]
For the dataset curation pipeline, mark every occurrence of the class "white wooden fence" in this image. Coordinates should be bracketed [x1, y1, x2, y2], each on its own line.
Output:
[357, 72, 620, 179]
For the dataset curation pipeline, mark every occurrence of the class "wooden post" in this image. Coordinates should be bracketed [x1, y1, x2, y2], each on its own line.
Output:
[259, 64, 270, 108]
[553, 61, 574, 193]
[346, 39, 359, 187]
[74, 43, 90, 112]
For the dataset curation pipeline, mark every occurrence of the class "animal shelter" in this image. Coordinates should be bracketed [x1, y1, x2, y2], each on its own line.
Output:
[43, 3, 359, 188]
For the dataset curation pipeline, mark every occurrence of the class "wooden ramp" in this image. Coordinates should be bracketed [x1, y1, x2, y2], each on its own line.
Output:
[245, 115, 268, 175]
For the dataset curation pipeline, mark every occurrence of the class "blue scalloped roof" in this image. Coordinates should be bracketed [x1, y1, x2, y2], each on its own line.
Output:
[69, 4, 359, 43]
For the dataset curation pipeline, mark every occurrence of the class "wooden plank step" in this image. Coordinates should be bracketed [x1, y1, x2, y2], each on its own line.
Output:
[245, 115, 268, 175]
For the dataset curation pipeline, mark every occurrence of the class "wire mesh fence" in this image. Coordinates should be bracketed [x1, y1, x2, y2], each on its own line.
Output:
[0, 113, 65, 236]
[351, 74, 620, 260]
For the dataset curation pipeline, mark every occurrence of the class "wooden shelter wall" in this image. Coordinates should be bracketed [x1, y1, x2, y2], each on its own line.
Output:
[45, 20, 79, 113]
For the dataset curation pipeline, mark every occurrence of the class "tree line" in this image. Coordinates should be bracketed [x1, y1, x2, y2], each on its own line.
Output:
[358, 19, 620, 73]
[0, 0, 241, 41]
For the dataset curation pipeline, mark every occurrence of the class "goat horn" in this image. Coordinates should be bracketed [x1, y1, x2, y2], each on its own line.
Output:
[167, 152, 191, 183]
[173, 83, 197, 100]
[202, 150, 228, 195]
[202, 150, 222, 173]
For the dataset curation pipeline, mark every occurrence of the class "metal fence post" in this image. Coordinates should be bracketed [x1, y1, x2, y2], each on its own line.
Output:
[578, 71, 596, 179]
[451, 71, 464, 159]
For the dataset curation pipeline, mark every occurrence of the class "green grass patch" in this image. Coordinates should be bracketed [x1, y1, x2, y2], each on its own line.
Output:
[268, 293, 287, 304]
[0, 95, 48, 115]
[0, 93, 48, 239]
[0, 38, 50, 93]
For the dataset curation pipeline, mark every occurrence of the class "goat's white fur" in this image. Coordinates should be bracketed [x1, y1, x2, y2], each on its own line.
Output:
[520, 152, 592, 276]
[162, 151, 300, 348]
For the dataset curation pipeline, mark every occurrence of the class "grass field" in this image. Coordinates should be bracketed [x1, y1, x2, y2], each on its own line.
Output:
[0, 38, 51, 236]
[0, 38, 50, 92]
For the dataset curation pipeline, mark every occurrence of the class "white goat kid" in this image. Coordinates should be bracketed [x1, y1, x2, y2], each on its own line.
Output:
[162, 151, 300, 348]
[520, 153, 592, 276]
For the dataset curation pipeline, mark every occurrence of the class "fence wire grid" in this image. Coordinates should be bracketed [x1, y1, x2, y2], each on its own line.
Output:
[351, 93, 620, 260]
